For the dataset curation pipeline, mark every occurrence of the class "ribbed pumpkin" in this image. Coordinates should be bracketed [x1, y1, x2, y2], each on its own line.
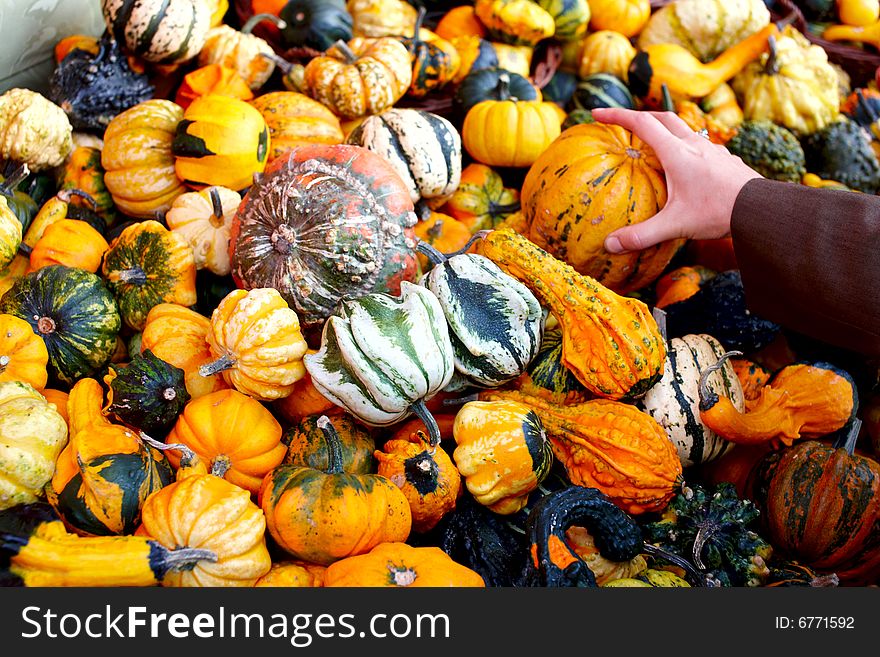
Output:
[567, 29, 635, 80]
[475, 0, 556, 46]
[255, 561, 326, 587]
[0, 314, 48, 390]
[0, 90, 73, 173]
[348, 0, 417, 38]
[165, 186, 241, 276]
[57, 147, 115, 224]
[536, 0, 591, 40]
[101, 0, 211, 64]
[401, 9, 460, 98]
[277, 0, 353, 51]
[101, 99, 186, 218]
[519, 122, 679, 294]
[28, 219, 109, 274]
[588, 0, 651, 38]
[436, 6, 487, 41]
[284, 413, 375, 474]
[414, 211, 471, 271]
[572, 73, 634, 110]
[0, 193, 22, 272]
[102, 220, 197, 331]
[250, 91, 344, 162]
[448, 36, 499, 84]
[444, 163, 520, 233]
[198, 22, 278, 91]
[454, 67, 541, 116]
[274, 363, 340, 424]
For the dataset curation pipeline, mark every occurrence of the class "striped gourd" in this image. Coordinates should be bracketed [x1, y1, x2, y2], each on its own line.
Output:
[572, 74, 634, 111]
[419, 249, 543, 388]
[516, 328, 589, 405]
[101, 0, 211, 64]
[640, 334, 745, 468]
[347, 109, 461, 205]
[534, 0, 591, 41]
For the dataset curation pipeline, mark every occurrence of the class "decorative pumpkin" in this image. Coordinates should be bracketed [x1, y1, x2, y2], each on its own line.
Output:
[28, 219, 109, 274]
[348, 108, 461, 205]
[302, 37, 412, 120]
[206, 0, 229, 26]
[565, 525, 647, 585]
[731, 358, 771, 401]
[175, 64, 254, 110]
[57, 147, 114, 224]
[165, 186, 241, 276]
[324, 542, 484, 587]
[0, 314, 48, 390]
[0, 265, 120, 386]
[0, 89, 73, 172]
[0, 165, 39, 234]
[436, 6, 487, 41]
[838, 0, 880, 26]
[229, 144, 418, 328]
[512, 328, 589, 405]
[0, 382, 68, 510]
[401, 8, 460, 97]
[449, 36, 499, 84]
[587, 0, 650, 38]
[102, 220, 197, 331]
[452, 400, 553, 515]
[274, 364, 340, 424]
[541, 70, 578, 107]
[198, 17, 282, 91]
[260, 415, 412, 565]
[701, 82, 744, 127]
[519, 122, 678, 294]
[0, 256, 30, 308]
[654, 265, 715, 309]
[21, 189, 104, 256]
[101, 0, 211, 64]
[699, 442, 772, 499]
[475, 0, 556, 47]
[279, 0, 354, 51]
[824, 13, 880, 48]
[534, 0, 590, 40]
[165, 388, 285, 494]
[568, 30, 635, 80]
[444, 163, 520, 233]
[477, 228, 666, 400]
[55, 35, 101, 63]
[255, 561, 326, 587]
[140, 304, 229, 399]
[572, 73, 635, 110]
[101, 99, 186, 218]
[454, 67, 540, 116]
[250, 91, 344, 162]
[414, 211, 471, 271]
[348, 0, 417, 38]
[284, 413, 375, 474]
[491, 42, 534, 77]
[0, 192, 22, 273]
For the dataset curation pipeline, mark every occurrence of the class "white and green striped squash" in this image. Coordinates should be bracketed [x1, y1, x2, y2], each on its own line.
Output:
[347, 108, 462, 205]
[420, 250, 543, 388]
[640, 334, 745, 468]
[534, 0, 590, 41]
[571, 74, 634, 111]
[101, 0, 211, 64]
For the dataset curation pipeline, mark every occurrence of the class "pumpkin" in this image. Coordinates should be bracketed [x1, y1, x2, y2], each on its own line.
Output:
[348, 0, 417, 38]
[701, 82, 744, 127]
[0, 165, 39, 234]
[444, 163, 520, 233]
[0, 314, 48, 390]
[255, 561, 326, 587]
[101, 0, 210, 64]
[565, 525, 647, 585]
[324, 542, 484, 587]
[284, 413, 375, 474]
[401, 8, 460, 97]
[491, 42, 534, 77]
[302, 37, 412, 120]
[731, 358, 771, 401]
[475, 0, 556, 47]
[101, 99, 186, 218]
[414, 211, 472, 271]
[572, 73, 634, 110]
[512, 328, 589, 405]
[229, 144, 418, 328]
[57, 147, 114, 224]
[541, 70, 578, 107]
[274, 365, 340, 424]
[0, 266, 120, 386]
[198, 19, 281, 91]
[175, 64, 254, 110]
[279, 0, 354, 51]
[699, 442, 772, 499]
[567, 29, 635, 80]
[165, 186, 241, 276]
[587, 0, 649, 38]
[348, 108, 461, 205]
[0, 257, 29, 307]
[454, 67, 540, 116]
[21, 189, 104, 255]
[535, 0, 591, 40]
[0, 89, 73, 172]
[140, 304, 229, 399]
[654, 265, 715, 309]
[165, 388, 285, 494]
[55, 35, 101, 63]
[839, 0, 880, 25]
[28, 220, 109, 274]
[206, 0, 229, 26]
[0, 191, 22, 273]
[102, 220, 197, 331]
[0, 382, 68, 510]
[640, 334, 745, 468]
[449, 36, 500, 84]
[375, 430, 460, 532]
[436, 6, 487, 41]
[519, 122, 678, 294]
[104, 350, 189, 436]
[260, 415, 412, 565]
[250, 91, 344, 162]
[824, 14, 880, 48]
[452, 400, 553, 515]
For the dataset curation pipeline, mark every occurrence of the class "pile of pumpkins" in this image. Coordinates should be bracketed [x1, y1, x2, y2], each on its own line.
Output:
[0, 0, 878, 588]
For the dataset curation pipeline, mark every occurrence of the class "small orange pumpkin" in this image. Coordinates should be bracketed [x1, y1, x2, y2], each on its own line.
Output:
[28, 219, 109, 274]
[255, 561, 326, 587]
[250, 91, 344, 162]
[175, 64, 254, 109]
[413, 211, 472, 270]
[0, 314, 49, 390]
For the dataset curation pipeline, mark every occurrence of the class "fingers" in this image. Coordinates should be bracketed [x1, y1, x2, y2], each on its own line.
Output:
[645, 111, 701, 140]
[590, 109, 686, 165]
[604, 210, 682, 254]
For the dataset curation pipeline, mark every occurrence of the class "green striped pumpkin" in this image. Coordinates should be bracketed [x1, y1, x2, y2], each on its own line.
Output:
[0, 265, 121, 386]
[640, 334, 745, 468]
[100, 0, 211, 64]
[571, 74, 634, 111]
[534, 0, 591, 41]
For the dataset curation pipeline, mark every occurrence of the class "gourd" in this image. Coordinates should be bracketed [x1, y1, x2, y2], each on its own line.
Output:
[348, 0, 417, 38]
[731, 358, 771, 401]
[302, 38, 412, 120]
[571, 73, 634, 110]
[172, 95, 270, 191]
[279, 0, 354, 51]
[838, 0, 880, 26]
[250, 91, 344, 162]
[165, 388, 285, 494]
[436, 6, 487, 41]
[201, 287, 308, 401]
[21, 189, 104, 253]
[101, 99, 186, 218]
[347, 109, 462, 205]
[0, 382, 68, 510]
[101, 220, 197, 331]
[701, 82, 745, 127]
[229, 144, 418, 328]
[414, 211, 471, 270]
[475, 0, 556, 47]
[0, 89, 73, 172]
[101, 0, 211, 64]
[449, 36, 500, 84]
[535, 0, 590, 40]
[0, 265, 121, 386]
[259, 416, 412, 565]
[565, 526, 647, 585]
[0, 188, 22, 272]
[802, 118, 880, 193]
[0, 314, 48, 390]
[283, 413, 375, 474]
[198, 16, 284, 91]
[519, 122, 677, 294]
[274, 365, 340, 425]
[541, 70, 578, 107]
[454, 68, 540, 116]
[0, 165, 39, 234]
[57, 147, 114, 224]
[725, 120, 806, 182]
[512, 328, 589, 405]
[255, 562, 326, 587]
[452, 400, 553, 515]
[174, 64, 254, 109]
[587, 0, 650, 38]
[401, 8, 461, 98]
[27, 219, 106, 275]
[444, 163, 520, 233]
[165, 186, 241, 276]
[567, 30, 635, 80]
[824, 14, 880, 48]
[654, 265, 715, 309]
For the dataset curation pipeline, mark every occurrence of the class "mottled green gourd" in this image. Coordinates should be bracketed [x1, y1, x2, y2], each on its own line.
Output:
[802, 118, 880, 194]
[725, 120, 806, 183]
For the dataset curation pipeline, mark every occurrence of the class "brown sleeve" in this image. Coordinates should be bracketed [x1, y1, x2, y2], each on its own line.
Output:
[730, 178, 880, 357]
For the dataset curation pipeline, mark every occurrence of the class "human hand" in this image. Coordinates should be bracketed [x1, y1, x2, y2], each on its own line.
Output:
[591, 108, 762, 254]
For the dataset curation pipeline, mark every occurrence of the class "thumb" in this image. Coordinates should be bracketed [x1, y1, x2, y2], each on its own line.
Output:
[604, 210, 680, 254]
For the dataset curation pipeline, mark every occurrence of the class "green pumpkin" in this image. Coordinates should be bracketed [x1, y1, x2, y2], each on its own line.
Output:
[283, 414, 376, 474]
[561, 108, 595, 131]
[279, 0, 353, 51]
[105, 349, 190, 436]
[572, 73, 634, 111]
[541, 70, 578, 107]
[516, 329, 589, 405]
[0, 265, 121, 385]
[534, 0, 590, 41]
[455, 68, 540, 116]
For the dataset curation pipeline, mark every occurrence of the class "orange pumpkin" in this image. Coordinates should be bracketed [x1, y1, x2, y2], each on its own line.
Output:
[444, 163, 520, 233]
[273, 362, 341, 424]
[413, 211, 472, 270]
[588, 0, 651, 38]
[250, 91, 344, 161]
[175, 64, 254, 109]
[0, 314, 49, 390]
[255, 561, 326, 587]
[28, 219, 109, 274]
[435, 6, 487, 41]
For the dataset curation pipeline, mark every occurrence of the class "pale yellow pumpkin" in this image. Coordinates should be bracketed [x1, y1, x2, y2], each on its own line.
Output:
[0, 89, 73, 172]
[568, 30, 636, 80]
[348, 0, 418, 38]
[165, 186, 241, 275]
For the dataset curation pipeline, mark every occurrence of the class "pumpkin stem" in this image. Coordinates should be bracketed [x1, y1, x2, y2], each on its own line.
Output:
[497, 72, 512, 102]
[138, 432, 199, 469]
[241, 12, 287, 35]
[17, 242, 32, 257]
[698, 351, 744, 411]
[764, 36, 779, 76]
[426, 218, 444, 239]
[416, 239, 448, 265]
[441, 392, 479, 407]
[409, 399, 441, 449]
[116, 266, 148, 285]
[199, 354, 236, 378]
[641, 543, 709, 587]
[57, 188, 98, 211]
[208, 187, 226, 227]
[489, 200, 521, 215]
[412, 6, 426, 43]
[439, 230, 492, 259]
[210, 455, 232, 478]
[260, 51, 291, 73]
[834, 418, 862, 456]
[0, 163, 29, 197]
[0, 355, 9, 373]
[332, 40, 358, 65]
[316, 415, 345, 474]
[660, 83, 675, 112]
[36, 316, 56, 335]
[774, 11, 799, 31]
[154, 543, 219, 577]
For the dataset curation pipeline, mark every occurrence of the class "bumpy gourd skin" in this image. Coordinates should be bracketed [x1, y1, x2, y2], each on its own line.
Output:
[725, 120, 806, 182]
[803, 119, 880, 194]
[0, 89, 73, 172]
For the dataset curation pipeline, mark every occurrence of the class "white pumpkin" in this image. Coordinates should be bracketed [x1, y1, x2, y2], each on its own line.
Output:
[101, 0, 211, 64]
[198, 25, 275, 91]
[165, 186, 241, 276]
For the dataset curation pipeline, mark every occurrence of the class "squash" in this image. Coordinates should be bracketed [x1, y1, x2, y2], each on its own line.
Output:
[165, 186, 241, 276]
[255, 561, 326, 587]
[701, 82, 744, 127]
[274, 365, 340, 424]
[824, 14, 880, 48]
[102, 220, 197, 332]
[198, 17, 283, 91]
[454, 67, 540, 116]
[452, 400, 553, 515]
[475, 0, 556, 47]
[541, 70, 578, 107]
[802, 118, 880, 193]
[535, 0, 591, 40]
[28, 219, 109, 274]
[571, 73, 634, 110]
[569, 30, 635, 80]
[0, 382, 68, 510]
[512, 328, 589, 405]
[0, 192, 22, 273]
[324, 542, 484, 587]
[444, 163, 520, 233]
[347, 108, 461, 204]
[206, 0, 229, 27]
[654, 266, 715, 309]
[436, 6, 487, 41]
[284, 413, 375, 474]
[260, 415, 412, 565]
[101, 99, 186, 218]
[101, 0, 210, 64]
[201, 287, 308, 401]
[21, 189, 103, 254]
[174, 64, 254, 110]
[375, 430, 460, 532]
[414, 211, 472, 271]
[55, 35, 101, 63]
[449, 36, 500, 84]
[57, 147, 114, 224]
[491, 41, 534, 77]
[401, 8, 460, 98]
[279, 0, 354, 51]
[565, 526, 647, 585]
[731, 358, 771, 401]
[229, 144, 418, 328]
[348, 0, 417, 38]
[587, 0, 649, 38]
[839, 0, 880, 26]
[0, 314, 48, 390]
[250, 91, 344, 162]
[172, 95, 269, 191]
[0, 165, 39, 235]
[0, 265, 121, 386]
[0, 89, 73, 172]
[165, 388, 285, 494]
